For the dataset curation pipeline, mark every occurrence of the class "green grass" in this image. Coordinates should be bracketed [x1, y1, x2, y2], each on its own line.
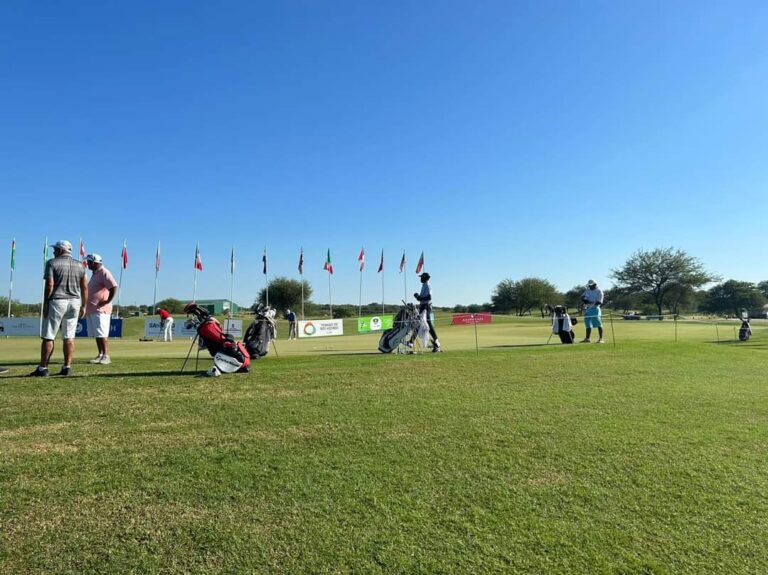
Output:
[1, 318, 768, 573]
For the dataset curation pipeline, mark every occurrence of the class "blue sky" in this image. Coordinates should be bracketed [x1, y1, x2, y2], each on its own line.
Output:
[1, 1, 767, 308]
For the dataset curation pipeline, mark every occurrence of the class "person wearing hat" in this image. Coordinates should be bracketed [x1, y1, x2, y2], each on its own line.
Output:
[408, 272, 442, 352]
[581, 279, 605, 343]
[286, 309, 298, 340]
[85, 253, 118, 364]
[31, 240, 88, 376]
[156, 307, 174, 342]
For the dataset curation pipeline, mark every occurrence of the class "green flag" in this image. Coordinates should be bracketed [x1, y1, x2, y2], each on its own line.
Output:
[10, 239, 15, 270]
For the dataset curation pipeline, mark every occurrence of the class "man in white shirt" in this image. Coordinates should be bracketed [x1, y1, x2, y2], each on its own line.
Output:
[581, 279, 605, 343]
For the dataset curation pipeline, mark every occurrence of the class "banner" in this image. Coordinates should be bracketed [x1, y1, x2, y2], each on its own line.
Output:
[76, 318, 123, 338]
[223, 320, 243, 337]
[0, 317, 40, 336]
[298, 319, 343, 338]
[144, 318, 198, 338]
[451, 313, 492, 325]
[357, 315, 394, 333]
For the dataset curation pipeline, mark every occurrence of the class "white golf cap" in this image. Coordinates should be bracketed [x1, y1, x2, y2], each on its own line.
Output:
[587, 279, 597, 286]
[86, 253, 103, 263]
[52, 240, 73, 252]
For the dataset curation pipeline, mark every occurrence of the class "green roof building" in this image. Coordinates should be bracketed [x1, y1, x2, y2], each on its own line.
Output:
[194, 299, 242, 315]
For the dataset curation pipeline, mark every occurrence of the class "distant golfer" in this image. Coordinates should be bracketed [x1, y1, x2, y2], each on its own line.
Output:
[157, 308, 174, 342]
[408, 272, 441, 352]
[31, 240, 88, 376]
[581, 279, 605, 344]
[85, 254, 118, 364]
[287, 309, 298, 340]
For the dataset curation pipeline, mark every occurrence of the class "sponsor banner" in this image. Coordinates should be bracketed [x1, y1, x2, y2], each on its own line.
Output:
[451, 313, 492, 325]
[357, 315, 394, 333]
[144, 319, 198, 338]
[223, 320, 243, 337]
[76, 318, 123, 338]
[298, 319, 344, 338]
[0, 317, 40, 336]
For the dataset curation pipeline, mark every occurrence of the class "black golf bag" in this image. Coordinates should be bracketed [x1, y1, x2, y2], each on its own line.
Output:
[243, 304, 277, 359]
[739, 318, 752, 341]
[183, 303, 250, 372]
[378, 303, 419, 353]
[551, 305, 577, 344]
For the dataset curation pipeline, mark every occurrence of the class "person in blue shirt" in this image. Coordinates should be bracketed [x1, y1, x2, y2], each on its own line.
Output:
[408, 273, 441, 352]
[286, 309, 298, 340]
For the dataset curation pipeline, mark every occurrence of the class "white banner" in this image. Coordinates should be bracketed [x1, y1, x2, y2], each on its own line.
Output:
[223, 319, 243, 337]
[0, 317, 40, 336]
[298, 319, 344, 338]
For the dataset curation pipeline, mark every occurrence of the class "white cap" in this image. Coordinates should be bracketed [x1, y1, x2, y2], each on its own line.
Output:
[52, 240, 73, 252]
[86, 253, 103, 264]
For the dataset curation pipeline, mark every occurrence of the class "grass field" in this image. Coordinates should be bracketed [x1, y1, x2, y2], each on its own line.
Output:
[2, 316, 768, 573]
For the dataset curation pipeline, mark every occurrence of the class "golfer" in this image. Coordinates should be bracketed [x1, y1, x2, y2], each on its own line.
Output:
[85, 254, 118, 364]
[287, 309, 298, 340]
[581, 279, 605, 343]
[157, 307, 174, 342]
[408, 272, 441, 352]
[31, 240, 88, 377]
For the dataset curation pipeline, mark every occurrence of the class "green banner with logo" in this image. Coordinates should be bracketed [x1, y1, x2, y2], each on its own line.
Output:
[357, 315, 394, 333]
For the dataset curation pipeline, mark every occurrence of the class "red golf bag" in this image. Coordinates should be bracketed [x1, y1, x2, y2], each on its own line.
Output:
[183, 303, 250, 372]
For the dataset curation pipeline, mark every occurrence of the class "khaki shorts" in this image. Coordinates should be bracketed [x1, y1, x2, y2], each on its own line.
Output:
[42, 299, 81, 340]
[87, 313, 111, 338]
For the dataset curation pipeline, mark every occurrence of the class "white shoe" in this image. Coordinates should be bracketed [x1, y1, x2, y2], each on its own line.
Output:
[98, 355, 112, 364]
[580, 338, 591, 343]
[596, 339, 605, 344]
[89, 355, 103, 364]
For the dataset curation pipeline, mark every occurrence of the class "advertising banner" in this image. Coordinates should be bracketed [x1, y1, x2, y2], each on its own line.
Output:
[298, 319, 344, 338]
[144, 319, 198, 338]
[357, 315, 394, 333]
[76, 318, 123, 338]
[222, 320, 244, 337]
[0, 317, 41, 336]
[451, 313, 493, 325]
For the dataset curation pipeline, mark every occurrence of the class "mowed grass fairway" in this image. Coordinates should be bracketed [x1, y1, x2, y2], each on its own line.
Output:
[1, 317, 768, 573]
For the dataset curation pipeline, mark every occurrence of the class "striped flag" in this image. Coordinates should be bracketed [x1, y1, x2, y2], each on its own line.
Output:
[298, 248, 304, 274]
[155, 242, 161, 272]
[415, 251, 424, 274]
[399, 251, 406, 273]
[358, 247, 365, 272]
[121, 241, 128, 269]
[377, 249, 384, 273]
[10, 238, 16, 270]
[79, 238, 87, 268]
[324, 249, 333, 274]
[194, 243, 203, 271]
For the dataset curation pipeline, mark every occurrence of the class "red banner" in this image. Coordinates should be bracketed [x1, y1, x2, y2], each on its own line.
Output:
[451, 313, 492, 325]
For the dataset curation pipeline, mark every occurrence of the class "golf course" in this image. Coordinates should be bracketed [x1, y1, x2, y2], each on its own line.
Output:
[2, 315, 767, 573]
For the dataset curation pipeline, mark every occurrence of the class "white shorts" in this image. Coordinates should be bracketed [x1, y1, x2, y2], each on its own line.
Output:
[42, 299, 81, 340]
[87, 313, 111, 338]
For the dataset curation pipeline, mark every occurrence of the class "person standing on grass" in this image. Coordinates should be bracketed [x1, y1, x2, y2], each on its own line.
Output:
[85, 253, 118, 365]
[407, 272, 441, 352]
[30, 240, 88, 377]
[287, 309, 298, 340]
[581, 279, 605, 343]
[157, 307, 174, 342]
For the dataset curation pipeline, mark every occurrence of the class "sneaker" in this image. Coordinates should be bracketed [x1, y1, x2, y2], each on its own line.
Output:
[59, 366, 72, 376]
[29, 367, 49, 377]
[89, 355, 103, 364]
[580, 338, 591, 343]
[596, 339, 605, 344]
[432, 346, 442, 353]
[98, 355, 111, 365]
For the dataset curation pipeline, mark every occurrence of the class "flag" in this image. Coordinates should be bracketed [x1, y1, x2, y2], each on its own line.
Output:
[231, 246, 236, 275]
[415, 251, 424, 274]
[399, 251, 406, 273]
[262, 247, 268, 275]
[121, 241, 128, 269]
[155, 242, 161, 272]
[43, 238, 49, 265]
[377, 249, 384, 273]
[79, 238, 87, 268]
[10, 239, 15, 270]
[324, 249, 333, 274]
[298, 248, 304, 274]
[358, 247, 365, 272]
[194, 243, 203, 271]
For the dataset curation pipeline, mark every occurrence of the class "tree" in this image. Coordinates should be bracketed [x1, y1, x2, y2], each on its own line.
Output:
[154, 298, 186, 314]
[256, 277, 312, 313]
[610, 248, 719, 315]
[491, 277, 559, 316]
[758, 281, 768, 299]
[563, 285, 586, 310]
[702, 280, 766, 316]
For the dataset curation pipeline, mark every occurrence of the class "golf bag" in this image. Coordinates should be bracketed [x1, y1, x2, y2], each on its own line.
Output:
[378, 303, 419, 353]
[183, 303, 250, 372]
[551, 305, 577, 344]
[243, 304, 277, 359]
[739, 317, 752, 341]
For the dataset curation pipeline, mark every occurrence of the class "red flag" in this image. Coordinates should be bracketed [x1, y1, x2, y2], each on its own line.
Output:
[194, 243, 203, 271]
[155, 242, 161, 272]
[399, 251, 406, 273]
[324, 249, 333, 275]
[79, 238, 87, 268]
[358, 247, 365, 272]
[377, 250, 384, 273]
[121, 241, 128, 269]
[298, 248, 304, 274]
[415, 251, 424, 274]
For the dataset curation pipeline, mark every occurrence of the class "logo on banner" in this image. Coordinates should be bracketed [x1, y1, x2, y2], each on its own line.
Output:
[303, 322, 317, 336]
[298, 319, 343, 338]
[357, 315, 394, 333]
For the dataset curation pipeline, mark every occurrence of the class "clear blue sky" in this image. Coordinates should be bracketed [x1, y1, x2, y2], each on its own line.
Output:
[2, 1, 766, 308]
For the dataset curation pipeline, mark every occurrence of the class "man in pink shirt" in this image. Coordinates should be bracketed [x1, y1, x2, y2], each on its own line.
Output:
[85, 254, 118, 364]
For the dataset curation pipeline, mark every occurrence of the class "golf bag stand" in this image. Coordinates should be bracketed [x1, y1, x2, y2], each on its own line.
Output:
[551, 305, 577, 344]
[378, 302, 419, 353]
[739, 317, 752, 342]
[182, 303, 251, 374]
[243, 304, 278, 360]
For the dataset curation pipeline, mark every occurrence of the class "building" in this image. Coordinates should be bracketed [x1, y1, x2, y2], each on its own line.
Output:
[194, 299, 242, 315]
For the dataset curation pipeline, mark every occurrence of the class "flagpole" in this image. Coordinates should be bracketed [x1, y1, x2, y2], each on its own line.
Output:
[382, 268, 385, 315]
[7, 239, 14, 317]
[358, 268, 363, 317]
[39, 237, 47, 337]
[328, 272, 333, 318]
[301, 272, 305, 320]
[193, 242, 199, 302]
[116, 240, 125, 318]
[228, 246, 235, 333]
[152, 242, 160, 313]
[263, 247, 269, 308]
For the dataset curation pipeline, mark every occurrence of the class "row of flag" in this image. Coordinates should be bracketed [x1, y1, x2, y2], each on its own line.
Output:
[8, 240, 426, 276]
